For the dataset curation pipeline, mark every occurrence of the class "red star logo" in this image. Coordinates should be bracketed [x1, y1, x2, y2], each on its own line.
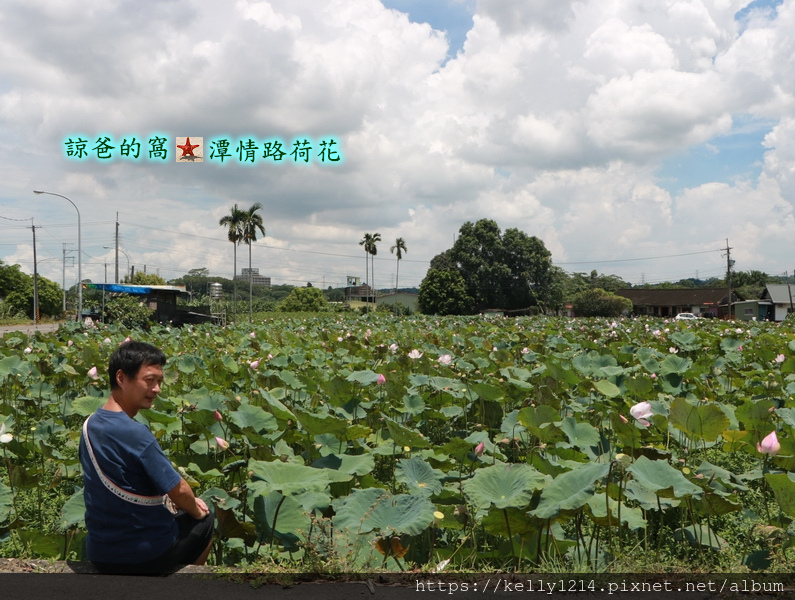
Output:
[177, 137, 200, 157]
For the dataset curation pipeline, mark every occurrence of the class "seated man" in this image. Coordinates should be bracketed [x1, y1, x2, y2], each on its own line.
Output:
[79, 340, 213, 574]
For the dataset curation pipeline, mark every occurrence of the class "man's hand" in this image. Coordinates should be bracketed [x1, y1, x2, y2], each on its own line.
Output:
[168, 479, 210, 520]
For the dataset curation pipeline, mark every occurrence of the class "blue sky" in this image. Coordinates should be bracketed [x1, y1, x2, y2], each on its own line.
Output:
[1, 0, 794, 290]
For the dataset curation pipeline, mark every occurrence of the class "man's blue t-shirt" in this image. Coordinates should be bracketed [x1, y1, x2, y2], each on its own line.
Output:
[79, 408, 181, 564]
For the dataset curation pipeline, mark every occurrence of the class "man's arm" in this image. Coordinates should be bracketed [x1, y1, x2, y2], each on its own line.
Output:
[167, 478, 209, 519]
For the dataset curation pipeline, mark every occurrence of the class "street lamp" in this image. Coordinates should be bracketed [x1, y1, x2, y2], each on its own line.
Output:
[33, 190, 82, 320]
[103, 246, 131, 282]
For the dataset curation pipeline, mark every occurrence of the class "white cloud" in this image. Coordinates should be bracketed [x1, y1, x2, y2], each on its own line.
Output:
[1, 0, 795, 292]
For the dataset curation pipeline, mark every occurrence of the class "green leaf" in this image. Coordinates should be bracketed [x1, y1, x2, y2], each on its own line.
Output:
[58, 489, 86, 531]
[67, 396, 105, 417]
[333, 488, 435, 536]
[249, 460, 337, 497]
[462, 464, 547, 510]
[252, 492, 304, 551]
[384, 417, 431, 449]
[586, 492, 647, 530]
[229, 403, 278, 433]
[764, 473, 795, 517]
[669, 398, 730, 442]
[674, 524, 728, 550]
[395, 456, 443, 497]
[0, 480, 12, 523]
[221, 354, 239, 374]
[627, 456, 702, 499]
[532, 462, 610, 519]
[593, 379, 620, 398]
[346, 369, 380, 386]
[293, 406, 350, 437]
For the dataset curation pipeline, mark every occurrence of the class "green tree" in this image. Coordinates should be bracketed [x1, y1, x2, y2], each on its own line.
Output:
[241, 203, 266, 322]
[4, 275, 63, 319]
[125, 272, 166, 285]
[103, 295, 154, 328]
[278, 287, 327, 312]
[571, 288, 632, 317]
[0, 260, 28, 300]
[423, 219, 554, 313]
[418, 269, 473, 315]
[359, 232, 381, 310]
[390, 237, 407, 293]
[219, 204, 246, 323]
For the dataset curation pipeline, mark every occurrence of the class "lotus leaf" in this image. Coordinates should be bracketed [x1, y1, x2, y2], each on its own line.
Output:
[462, 463, 546, 510]
[668, 397, 730, 442]
[332, 487, 435, 536]
[58, 489, 86, 531]
[586, 493, 646, 530]
[396, 455, 443, 496]
[673, 524, 727, 550]
[532, 462, 610, 519]
[627, 456, 702, 499]
[763, 473, 795, 517]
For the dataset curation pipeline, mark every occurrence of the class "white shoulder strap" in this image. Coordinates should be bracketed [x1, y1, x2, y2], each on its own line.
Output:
[83, 414, 167, 507]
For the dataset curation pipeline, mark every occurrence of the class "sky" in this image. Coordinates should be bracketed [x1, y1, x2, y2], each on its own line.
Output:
[1, 0, 794, 294]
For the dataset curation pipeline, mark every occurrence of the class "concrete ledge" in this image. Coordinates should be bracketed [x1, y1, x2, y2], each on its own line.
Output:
[0, 558, 212, 575]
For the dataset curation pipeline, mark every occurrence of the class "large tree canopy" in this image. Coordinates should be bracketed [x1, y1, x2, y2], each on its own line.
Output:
[421, 219, 554, 314]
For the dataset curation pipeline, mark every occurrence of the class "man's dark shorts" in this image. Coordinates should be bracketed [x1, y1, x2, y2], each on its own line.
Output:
[92, 512, 214, 575]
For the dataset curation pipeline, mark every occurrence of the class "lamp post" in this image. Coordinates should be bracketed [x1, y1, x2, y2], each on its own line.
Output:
[34, 191, 82, 320]
[103, 246, 131, 282]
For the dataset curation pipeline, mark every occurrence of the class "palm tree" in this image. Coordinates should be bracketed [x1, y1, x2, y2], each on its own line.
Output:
[219, 204, 246, 324]
[390, 237, 407, 294]
[241, 203, 266, 321]
[359, 232, 380, 311]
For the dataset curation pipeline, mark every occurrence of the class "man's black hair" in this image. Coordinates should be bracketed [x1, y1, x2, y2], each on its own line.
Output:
[108, 341, 167, 389]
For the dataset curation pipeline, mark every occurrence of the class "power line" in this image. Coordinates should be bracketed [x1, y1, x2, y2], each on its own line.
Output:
[555, 248, 722, 265]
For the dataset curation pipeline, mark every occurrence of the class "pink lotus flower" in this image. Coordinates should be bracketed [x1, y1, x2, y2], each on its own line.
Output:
[475, 441, 485, 456]
[775, 354, 786, 363]
[650, 373, 657, 379]
[629, 401, 653, 427]
[250, 332, 256, 338]
[249, 360, 259, 369]
[408, 349, 423, 359]
[124, 337, 131, 343]
[376, 373, 386, 385]
[0, 422, 12, 444]
[438, 354, 452, 365]
[214, 410, 223, 422]
[23, 347, 32, 354]
[87, 366, 99, 380]
[757, 431, 781, 456]
[215, 436, 229, 450]
[67, 340, 73, 347]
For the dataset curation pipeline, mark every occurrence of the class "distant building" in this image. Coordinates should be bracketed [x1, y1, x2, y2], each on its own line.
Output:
[234, 268, 271, 286]
[615, 288, 740, 318]
[735, 284, 795, 322]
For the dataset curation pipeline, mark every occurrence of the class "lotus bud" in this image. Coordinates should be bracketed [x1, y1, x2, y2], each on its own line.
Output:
[87, 366, 99, 380]
[475, 441, 485, 456]
[215, 436, 229, 450]
[214, 410, 223, 422]
[757, 431, 781, 456]
[376, 373, 386, 385]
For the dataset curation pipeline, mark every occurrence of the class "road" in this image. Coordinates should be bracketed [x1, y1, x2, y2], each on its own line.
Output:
[0, 322, 62, 337]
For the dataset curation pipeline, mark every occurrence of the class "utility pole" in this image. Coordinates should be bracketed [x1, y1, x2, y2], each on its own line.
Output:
[723, 238, 734, 320]
[30, 220, 39, 325]
[62, 244, 74, 315]
[115, 213, 120, 284]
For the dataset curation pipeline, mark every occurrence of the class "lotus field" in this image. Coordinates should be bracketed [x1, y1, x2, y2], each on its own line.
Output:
[1, 315, 795, 572]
